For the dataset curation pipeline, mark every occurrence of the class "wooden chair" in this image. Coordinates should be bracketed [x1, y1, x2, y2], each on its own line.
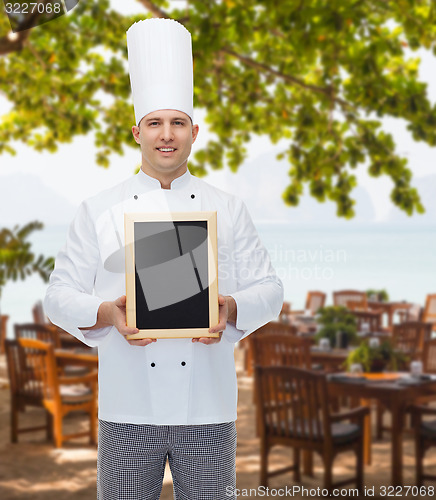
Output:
[32, 300, 48, 325]
[255, 365, 369, 491]
[410, 336, 436, 485]
[15, 323, 61, 348]
[250, 333, 313, 442]
[250, 333, 311, 370]
[279, 301, 292, 323]
[397, 303, 422, 323]
[15, 322, 92, 376]
[0, 314, 9, 354]
[350, 310, 383, 333]
[411, 404, 436, 486]
[423, 294, 436, 332]
[392, 321, 432, 361]
[241, 322, 298, 375]
[280, 301, 292, 316]
[5, 339, 53, 443]
[376, 322, 433, 439]
[306, 291, 326, 314]
[32, 300, 83, 349]
[423, 338, 436, 374]
[287, 291, 327, 316]
[17, 338, 98, 447]
[333, 290, 368, 310]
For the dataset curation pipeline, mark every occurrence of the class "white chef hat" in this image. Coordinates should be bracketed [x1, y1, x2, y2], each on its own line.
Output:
[126, 18, 194, 126]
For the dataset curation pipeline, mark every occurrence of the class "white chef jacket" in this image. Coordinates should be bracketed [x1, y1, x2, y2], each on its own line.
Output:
[44, 169, 283, 425]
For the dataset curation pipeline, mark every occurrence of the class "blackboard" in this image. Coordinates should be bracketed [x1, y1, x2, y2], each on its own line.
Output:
[124, 212, 218, 339]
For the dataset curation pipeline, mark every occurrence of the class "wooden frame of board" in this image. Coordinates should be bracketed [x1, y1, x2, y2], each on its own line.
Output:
[124, 211, 219, 339]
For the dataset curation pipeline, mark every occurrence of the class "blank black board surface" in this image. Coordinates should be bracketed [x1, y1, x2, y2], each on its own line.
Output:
[125, 212, 218, 339]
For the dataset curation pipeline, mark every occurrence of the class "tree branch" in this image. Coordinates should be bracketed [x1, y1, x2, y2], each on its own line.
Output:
[0, 31, 31, 56]
[221, 47, 353, 111]
[136, 0, 169, 18]
[0, 1, 54, 56]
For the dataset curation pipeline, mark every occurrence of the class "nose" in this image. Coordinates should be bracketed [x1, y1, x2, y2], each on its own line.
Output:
[160, 123, 174, 143]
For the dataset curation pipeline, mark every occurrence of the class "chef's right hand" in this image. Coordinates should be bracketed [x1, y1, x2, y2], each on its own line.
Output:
[97, 295, 156, 347]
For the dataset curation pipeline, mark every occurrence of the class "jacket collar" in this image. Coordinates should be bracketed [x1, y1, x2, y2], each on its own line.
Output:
[137, 169, 192, 191]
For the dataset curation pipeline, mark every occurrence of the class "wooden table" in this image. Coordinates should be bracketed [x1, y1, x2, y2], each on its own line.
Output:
[289, 314, 318, 335]
[55, 348, 98, 368]
[328, 372, 436, 486]
[368, 301, 413, 329]
[310, 347, 350, 373]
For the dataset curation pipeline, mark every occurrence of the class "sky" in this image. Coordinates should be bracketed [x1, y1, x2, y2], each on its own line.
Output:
[0, 0, 435, 225]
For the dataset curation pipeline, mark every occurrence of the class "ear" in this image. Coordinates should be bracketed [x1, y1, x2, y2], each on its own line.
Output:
[132, 125, 140, 144]
[191, 124, 199, 144]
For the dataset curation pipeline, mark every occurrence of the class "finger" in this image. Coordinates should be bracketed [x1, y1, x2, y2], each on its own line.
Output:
[119, 326, 140, 337]
[197, 332, 223, 344]
[209, 321, 226, 333]
[218, 295, 226, 305]
[127, 338, 156, 347]
[198, 338, 220, 345]
[114, 295, 127, 307]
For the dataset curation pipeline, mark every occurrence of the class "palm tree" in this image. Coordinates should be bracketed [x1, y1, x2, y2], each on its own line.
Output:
[0, 220, 54, 305]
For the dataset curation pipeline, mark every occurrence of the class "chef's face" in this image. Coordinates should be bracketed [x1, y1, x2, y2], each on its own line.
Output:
[132, 109, 199, 184]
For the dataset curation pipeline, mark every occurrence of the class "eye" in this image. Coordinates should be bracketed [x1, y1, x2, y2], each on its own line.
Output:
[149, 121, 159, 126]
[174, 121, 184, 126]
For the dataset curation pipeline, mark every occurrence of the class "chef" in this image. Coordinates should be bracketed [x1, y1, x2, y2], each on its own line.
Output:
[44, 18, 283, 500]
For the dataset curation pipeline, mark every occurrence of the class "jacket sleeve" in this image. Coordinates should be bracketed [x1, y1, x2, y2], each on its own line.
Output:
[44, 202, 112, 347]
[226, 198, 284, 342]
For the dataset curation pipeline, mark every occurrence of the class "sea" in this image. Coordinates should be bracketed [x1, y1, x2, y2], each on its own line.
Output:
[1, 222, 435, 338]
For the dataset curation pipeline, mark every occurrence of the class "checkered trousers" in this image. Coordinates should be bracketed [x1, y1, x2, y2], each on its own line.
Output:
[97, 419, 237, 500]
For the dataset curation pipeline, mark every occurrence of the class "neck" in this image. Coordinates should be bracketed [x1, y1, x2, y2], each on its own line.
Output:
[141, 165, 188, 189]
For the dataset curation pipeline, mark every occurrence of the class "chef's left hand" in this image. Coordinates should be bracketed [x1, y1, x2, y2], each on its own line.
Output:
[192, 295, 236, 345]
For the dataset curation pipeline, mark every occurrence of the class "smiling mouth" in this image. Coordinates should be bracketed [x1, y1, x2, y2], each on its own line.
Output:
[157, 147, 176, 152]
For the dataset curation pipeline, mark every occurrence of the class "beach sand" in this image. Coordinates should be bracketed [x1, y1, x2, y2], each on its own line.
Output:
[0, 347, 434, 499]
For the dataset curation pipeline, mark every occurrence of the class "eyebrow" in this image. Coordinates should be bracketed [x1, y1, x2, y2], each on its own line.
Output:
[145, 116, 188, 123]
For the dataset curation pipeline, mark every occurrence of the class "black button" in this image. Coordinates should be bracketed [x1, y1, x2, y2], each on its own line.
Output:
[151, 362, 155, 367]
[134, 195, 138, 200]
[191, 194, 195, 199]
[181, 361, 186, 366]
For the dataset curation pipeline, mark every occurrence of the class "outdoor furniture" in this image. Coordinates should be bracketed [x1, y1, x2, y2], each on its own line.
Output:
[328, 372, 436, 486]
[376, 323, 434, 441]
[350, 310, 384, 334]
[392, 321, 432, 361]
[423, 338, 436, 374]
[309, 347, 349, 373]
[15, 323, 91, 376]
[241, 322, 298, 375]
[250, 333, 311, 370]
[17, 338, 98, 448]
[382, 320, 432, 369]
[396, 302, 422, 323]
[32, 300, 48, 325]
[288, 291, 327, 316]
[255, 365, 368, 491]
[368, 300, 413, 329]
[280, 301, 291, 317]
[15, 323, 61, 348]
[55, 349, 99, 369]
[32, 300, 83, 349]
[5, 339, 52, 443]
[0, 314, 9, 354]
[411, 404, 436, 485]
[333, 290, 368, 310]
[422, 294, 436, 332]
